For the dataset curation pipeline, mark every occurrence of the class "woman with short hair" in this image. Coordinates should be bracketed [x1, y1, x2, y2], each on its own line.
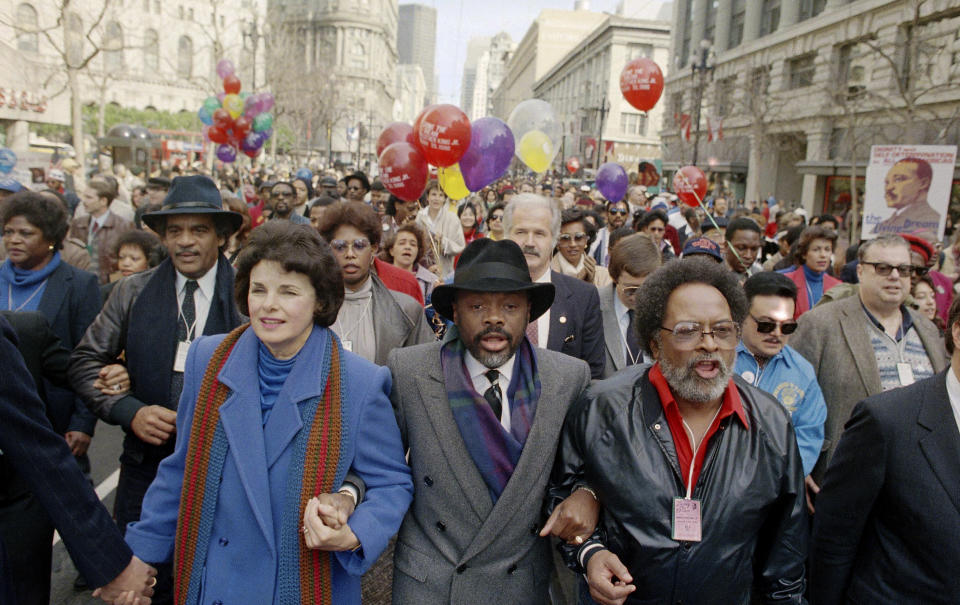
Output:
[783, 225, 841, 318]
[124, 221, 412, 605]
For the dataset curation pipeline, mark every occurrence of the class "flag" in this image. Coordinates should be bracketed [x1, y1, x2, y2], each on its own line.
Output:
[706, 117, 713, 142]
[675, 113, 692, 141]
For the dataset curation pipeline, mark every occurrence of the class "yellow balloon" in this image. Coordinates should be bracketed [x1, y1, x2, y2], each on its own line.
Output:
[439, 163, 470, 201]
[518, 130, 554, 173]
[223, 94, 243, 119]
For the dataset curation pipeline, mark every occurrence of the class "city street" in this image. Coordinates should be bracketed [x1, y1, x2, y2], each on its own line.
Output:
[48, 422, 123, 605]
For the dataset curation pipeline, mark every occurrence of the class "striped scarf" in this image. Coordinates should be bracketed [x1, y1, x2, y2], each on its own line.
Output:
[440, 335, 540, 502]
[173, 324, 345, 605]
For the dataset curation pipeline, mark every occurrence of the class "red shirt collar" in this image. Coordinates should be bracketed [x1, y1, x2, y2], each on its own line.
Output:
[649, 362, 749, 430]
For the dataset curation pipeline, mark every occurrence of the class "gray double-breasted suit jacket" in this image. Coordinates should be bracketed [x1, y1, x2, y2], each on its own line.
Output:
[386, 341, 591, 605]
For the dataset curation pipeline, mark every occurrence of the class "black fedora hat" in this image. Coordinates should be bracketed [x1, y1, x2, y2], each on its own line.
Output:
[142, 175, 243, 233]
[431, 239, 555, 322]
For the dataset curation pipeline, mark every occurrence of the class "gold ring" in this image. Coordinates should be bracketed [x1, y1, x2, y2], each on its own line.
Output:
[303, 525, 309, 534]
[148, 577, 157, 588]
[574, 535, 584, 545]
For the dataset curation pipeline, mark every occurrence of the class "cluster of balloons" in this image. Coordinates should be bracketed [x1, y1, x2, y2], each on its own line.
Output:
[197, 59, 275, 163]
[377, 98, 565, 203]
[0, 148, 16, 174]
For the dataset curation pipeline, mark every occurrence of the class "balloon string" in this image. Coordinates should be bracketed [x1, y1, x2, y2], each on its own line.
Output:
[673, 170, 744, 266]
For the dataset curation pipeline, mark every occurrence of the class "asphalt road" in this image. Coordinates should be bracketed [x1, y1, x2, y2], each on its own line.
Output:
[49, 420, 124, 605]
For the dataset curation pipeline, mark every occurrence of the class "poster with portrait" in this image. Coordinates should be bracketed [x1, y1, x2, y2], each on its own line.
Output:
[862, 144, 957, 242]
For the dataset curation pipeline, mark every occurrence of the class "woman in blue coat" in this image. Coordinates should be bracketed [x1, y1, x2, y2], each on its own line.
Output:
[124, 221, 413, 604]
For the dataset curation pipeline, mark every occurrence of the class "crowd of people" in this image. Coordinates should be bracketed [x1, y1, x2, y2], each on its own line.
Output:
[0, 161, 958, 605]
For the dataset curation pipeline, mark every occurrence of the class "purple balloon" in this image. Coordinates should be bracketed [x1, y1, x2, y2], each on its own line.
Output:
[216, 143, 237, 163]
[216, 59, 235, 80]
[243, 94, 261, 118]
[260, 92, 275, 112]
[261, 127, 274, 141]
[216, 92, 226, 103]
[459, 117, 515, 192]
[241, 132, 264, 153]
[596, 162, 628, 202]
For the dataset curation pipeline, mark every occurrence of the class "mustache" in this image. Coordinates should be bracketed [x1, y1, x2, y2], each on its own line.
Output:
[521, 246, 540, 257]
[474, 325, 513, 343]
[688, 353, 728, 372]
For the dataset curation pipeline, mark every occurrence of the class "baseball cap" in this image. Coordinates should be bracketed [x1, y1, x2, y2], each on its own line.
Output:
[47, 169, 65, 182]
[682, 237, 724, 262]
[0, 178, 23, 193]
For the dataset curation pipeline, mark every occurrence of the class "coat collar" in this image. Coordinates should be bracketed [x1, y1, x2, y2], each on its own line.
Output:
[599, 285, 625, 371]
[837, 296, 882, 395]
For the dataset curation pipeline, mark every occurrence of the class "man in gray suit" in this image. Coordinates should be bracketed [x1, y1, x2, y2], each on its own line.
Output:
[791, 234, 948, 503]
[318, 201, 434, 365]
[599, 233, 662, 377]
[387, 238, 596, 605]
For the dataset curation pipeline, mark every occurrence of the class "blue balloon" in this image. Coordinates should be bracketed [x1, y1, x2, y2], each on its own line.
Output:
[197, 106, 213, 126]
[295, 167, 312, 181]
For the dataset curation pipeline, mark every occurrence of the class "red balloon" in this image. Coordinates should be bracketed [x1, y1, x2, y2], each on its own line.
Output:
[620, 58, 664, 112]
[566, 157, 580, 174]
[377, 122, 416, 158]
[223, 74, 241, 95]
[243, 147, 260, 158]
[412, 104, 438, 150]
[235, 115, 252, 137]
[207, 125, 228, 144]
[416, 104, 471, 167]
[212, 108, 231, 127]
[672, 165, 708, 207]
[379, 142, 428, 202]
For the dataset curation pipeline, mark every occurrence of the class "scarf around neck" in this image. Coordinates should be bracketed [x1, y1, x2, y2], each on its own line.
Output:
[0, 252, 61, 311]
[174, 325, 347, 605]
[440, 334, 540, 502]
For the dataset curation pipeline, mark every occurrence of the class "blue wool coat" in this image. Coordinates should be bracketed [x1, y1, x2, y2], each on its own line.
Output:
[125, 326, 413, 605]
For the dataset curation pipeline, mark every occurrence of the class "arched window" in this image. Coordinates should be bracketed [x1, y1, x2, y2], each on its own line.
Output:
[16, 3, 38, 52]
[177, 35, 193, 79]
[103, 21, 123, 71]
[65, 12, 83, 65]
[143, 29, 159, 72]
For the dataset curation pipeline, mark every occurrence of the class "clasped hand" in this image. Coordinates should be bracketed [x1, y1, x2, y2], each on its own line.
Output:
[302, 492, 360, 551]
[91, 555, 156, 605]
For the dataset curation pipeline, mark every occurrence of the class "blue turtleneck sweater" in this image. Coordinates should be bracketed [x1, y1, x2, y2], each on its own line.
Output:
[257, 341, 299, 426]
[802, 263, 824, 307]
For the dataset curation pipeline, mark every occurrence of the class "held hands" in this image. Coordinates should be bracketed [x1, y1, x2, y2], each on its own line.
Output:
[302, 493, 360, 551]
[540, 487, 600, 545]
[95, 364, 131, 396]
[92, 555, 156, 605]
[131, 406, 177, 446]
[804, 475, 820, 514]
[64, 431, 92, 456]
[586, 550, 636, 605]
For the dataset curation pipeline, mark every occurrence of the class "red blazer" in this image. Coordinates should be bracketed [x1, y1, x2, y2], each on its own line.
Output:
[784, 266, 841, 319]
[374, 257, 424, 306]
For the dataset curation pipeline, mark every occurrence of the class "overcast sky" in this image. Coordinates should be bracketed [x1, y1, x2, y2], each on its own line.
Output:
[420, 0, 668, 105]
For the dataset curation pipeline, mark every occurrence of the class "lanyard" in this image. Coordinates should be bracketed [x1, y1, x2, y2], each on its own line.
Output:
[176, 288, 199, 342]
[679, 404, 723, 500]
[7, 282, 45, 312]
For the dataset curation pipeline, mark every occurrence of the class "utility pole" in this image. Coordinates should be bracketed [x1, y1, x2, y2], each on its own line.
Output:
[595, 92, 609, 169]
[691, 40, 714, 167]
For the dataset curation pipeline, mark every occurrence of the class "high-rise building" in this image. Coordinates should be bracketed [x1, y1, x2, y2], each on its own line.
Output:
[662, 0, 960, 215]
[398, 3, 436, 105]
[395, 64, 427, 124]
[461, 37, 491, 120]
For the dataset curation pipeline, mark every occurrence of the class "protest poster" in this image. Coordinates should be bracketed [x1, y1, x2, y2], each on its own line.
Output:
[862, 144, 957, 241]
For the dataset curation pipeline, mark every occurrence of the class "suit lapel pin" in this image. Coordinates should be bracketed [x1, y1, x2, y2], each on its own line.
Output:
[559, 316, 567, 324]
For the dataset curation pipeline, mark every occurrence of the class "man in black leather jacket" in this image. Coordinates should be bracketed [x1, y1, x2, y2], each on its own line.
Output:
[549, 258, 807, 605]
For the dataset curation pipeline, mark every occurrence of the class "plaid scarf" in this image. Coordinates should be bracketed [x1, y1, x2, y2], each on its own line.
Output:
[173, 325, 346, 605]
[441, 334, 540, 501]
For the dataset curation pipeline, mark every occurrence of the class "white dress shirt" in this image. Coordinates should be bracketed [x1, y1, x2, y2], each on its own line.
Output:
[613, 290, 652, 366]
[534, 269, 551, 348]
[464, 350, 516, 433]
[175, 262, 218, 340]
[944, 365, 960, 436]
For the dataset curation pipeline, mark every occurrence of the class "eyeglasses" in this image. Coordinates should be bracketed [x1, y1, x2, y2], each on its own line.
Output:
[489, 214, 503, 221]
[749, 314, 798, 335]
[273, 191, 295, 198]
[659, 321, 740, 349]
[557, 232, 587, 243]
[913, 265, 929, 277]
[619, 285, 640, 297]
[608, 208, 629, 215]
[861, 261, 915, 277]
[329, 238, 371, 254]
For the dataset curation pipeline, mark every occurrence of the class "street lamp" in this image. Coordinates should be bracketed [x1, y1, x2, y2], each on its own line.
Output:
[690, 39, 714, 167]
[243, 15, 262, 89]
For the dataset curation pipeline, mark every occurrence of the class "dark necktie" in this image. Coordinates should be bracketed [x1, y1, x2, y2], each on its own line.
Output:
[169, 280, 199, 408]
[626, 309, 642, 366]
[483, 369, 503, 420]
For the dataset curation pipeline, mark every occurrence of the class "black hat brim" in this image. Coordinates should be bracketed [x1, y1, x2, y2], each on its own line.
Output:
[431, 280, 555, 323]
[142, 207, 243, 234]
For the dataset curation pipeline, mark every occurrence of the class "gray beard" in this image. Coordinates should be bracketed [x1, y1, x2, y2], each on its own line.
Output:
[659, 353, 732, 404]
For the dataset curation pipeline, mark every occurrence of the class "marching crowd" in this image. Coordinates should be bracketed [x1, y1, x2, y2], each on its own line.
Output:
[0, 161, 957, 605]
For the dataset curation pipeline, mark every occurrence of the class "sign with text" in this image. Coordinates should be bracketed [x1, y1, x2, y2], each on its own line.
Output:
[862, 144, 957, 242]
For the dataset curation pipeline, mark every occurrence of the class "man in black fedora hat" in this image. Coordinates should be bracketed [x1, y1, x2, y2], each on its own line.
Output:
[386, 238, 598, 605]
[69, 174, 245, 603]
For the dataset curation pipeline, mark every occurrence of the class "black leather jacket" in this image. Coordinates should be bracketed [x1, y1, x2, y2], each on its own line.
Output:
[550, 365, 807, 605]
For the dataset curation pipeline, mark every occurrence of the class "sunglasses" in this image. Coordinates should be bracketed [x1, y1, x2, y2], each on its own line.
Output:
[329, 238, 371, 254]
[557, 232, 587, 243]
[273, 191, 295, 198]
[608, 208, 629, 215]
[913, 265, 929, 277]
[750, 314, 798, 335]
[489, 214, 503, 221]
[861, 261, 915, 277]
